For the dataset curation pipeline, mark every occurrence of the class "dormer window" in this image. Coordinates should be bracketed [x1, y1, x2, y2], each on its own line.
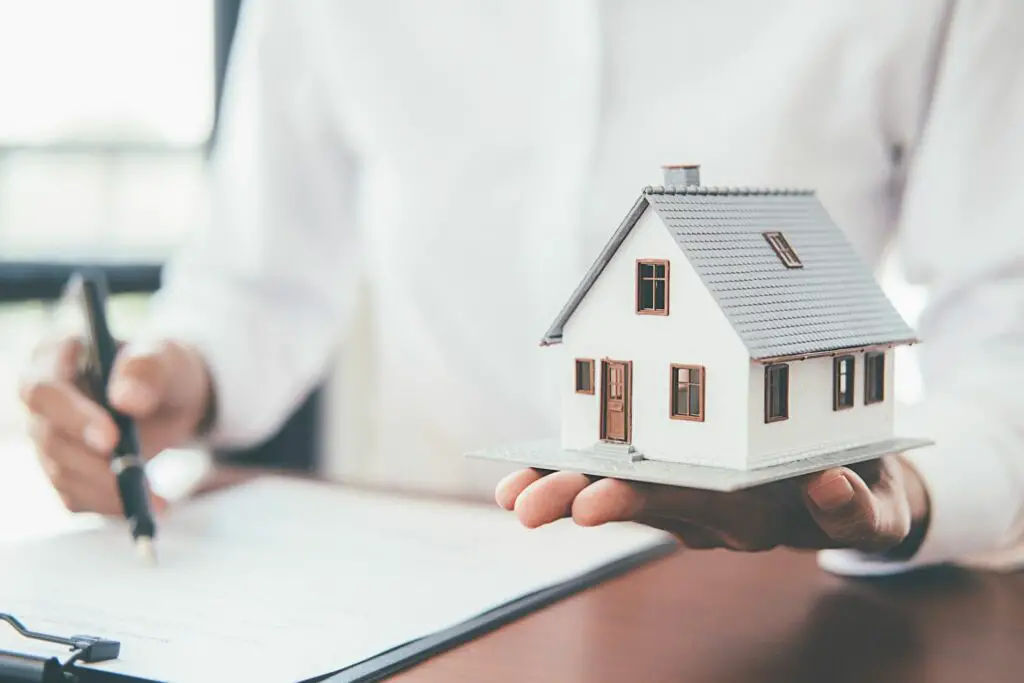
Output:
[636, 260, 669, 315]
[763, 232, 802, 269]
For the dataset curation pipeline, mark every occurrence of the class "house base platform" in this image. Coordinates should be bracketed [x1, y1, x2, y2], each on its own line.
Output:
[468, 437, 933, 492]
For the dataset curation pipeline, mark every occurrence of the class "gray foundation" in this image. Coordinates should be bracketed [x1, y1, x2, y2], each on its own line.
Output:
[468, 437, 933, 492]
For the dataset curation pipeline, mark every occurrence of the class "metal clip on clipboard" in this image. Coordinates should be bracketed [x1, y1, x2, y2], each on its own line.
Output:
[0, 613, 119, 683]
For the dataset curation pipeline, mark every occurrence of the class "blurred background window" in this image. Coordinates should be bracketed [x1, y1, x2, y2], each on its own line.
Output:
[0, 0, 214, 148]
[0, 0, 229, 261]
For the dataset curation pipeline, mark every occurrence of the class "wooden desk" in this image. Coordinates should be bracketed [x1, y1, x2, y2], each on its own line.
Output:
[395, 547, 1024, 683]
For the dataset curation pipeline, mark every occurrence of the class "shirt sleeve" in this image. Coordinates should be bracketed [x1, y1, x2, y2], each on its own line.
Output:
[819, 0, 1024, 575]
[139, 0, 362, 448]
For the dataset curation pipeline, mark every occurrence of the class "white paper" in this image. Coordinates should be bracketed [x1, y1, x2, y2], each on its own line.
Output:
[0, 476, 669, 682]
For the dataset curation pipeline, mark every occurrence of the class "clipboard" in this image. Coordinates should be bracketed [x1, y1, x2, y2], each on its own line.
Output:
[0, 612, 121, 683]
[317, 539, 677, 682]
[0, 541, 677, 683]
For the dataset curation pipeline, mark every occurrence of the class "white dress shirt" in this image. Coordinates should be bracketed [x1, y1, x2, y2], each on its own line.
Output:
[145, 0, 1024, 574]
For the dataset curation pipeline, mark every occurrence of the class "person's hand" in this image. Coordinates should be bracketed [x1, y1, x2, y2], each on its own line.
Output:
[496, 456, 930, 556]
[19, 337, 213, 515]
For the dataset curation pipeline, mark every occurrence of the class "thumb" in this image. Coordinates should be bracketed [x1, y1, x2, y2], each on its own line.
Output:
[108, 342, 174, 416]
[802, 467, 911, 553]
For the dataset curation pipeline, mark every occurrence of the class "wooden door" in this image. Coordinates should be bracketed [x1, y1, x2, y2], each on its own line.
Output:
[601, 360, 631, 443]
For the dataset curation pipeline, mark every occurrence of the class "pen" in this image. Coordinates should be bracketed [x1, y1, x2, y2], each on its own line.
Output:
[73, 271, 158, 564]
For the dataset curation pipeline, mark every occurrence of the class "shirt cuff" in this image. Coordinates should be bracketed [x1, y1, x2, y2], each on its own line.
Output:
[819, 399, 1022, 576]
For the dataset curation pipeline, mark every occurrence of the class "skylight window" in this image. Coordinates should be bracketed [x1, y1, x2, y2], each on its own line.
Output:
[763, 232, 802, 269]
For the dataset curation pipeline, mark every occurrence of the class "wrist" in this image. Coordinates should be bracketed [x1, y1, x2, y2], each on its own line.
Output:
[169, 339, 217, 439]
[194, 378, 217, 439]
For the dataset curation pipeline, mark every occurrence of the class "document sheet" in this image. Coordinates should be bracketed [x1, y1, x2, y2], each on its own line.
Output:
[0, 476, 670, 682]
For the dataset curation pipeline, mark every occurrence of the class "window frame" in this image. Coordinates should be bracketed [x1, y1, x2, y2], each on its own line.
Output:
[764, 363, 790, 423]
[865, 351, 885, 404]
[574, 358, 595, 395]
[833, 355, 855, 411]
[669, 364, 705, 422]
[763, 232, 803, 269]
[635, 259, 670, 315]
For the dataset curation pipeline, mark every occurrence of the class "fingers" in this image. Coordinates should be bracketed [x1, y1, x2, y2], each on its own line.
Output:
[570, 478, 644, 525]
[846, 458, 885, 488]
[501, 471, 720, 531]
[495, 469, 545, 510]
[27, 337, 84, 383]
[29, 417, 170, 516]
[29, 417, 108, 473]
[20, 374, 118, 452]
[29, 417, 120, 514]
[50, 469, 121, 515]
[512, 471, 593, 528]
[21, 336, 123, 515]
[21, 337, 178, 518]
[802, 465, 911, 553]
[108, 343, 170, 416]
[499, 459, 913, 556]
[570, 478, 717, 527]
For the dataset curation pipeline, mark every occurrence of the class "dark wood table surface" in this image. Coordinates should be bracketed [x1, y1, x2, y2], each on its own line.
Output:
[393, 546, 1024, 683]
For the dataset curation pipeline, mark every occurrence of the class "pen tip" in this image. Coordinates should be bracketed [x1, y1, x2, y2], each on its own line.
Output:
[135, 536, 157, 565]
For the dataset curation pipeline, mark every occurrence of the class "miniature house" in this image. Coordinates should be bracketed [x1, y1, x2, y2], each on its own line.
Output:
[539, 165, 917, 471]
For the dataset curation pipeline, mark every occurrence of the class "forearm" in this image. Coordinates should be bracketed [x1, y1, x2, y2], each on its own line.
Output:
[138, 0, 361, 449]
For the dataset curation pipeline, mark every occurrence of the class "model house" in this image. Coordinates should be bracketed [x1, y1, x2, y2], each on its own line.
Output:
[537, 164, 918, 472]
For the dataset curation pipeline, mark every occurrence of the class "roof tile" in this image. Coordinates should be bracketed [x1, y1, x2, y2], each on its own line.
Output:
[541, 186, 917, 358]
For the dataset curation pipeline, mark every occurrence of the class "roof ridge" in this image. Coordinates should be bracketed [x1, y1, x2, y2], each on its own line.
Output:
[643, 185, 815, 196]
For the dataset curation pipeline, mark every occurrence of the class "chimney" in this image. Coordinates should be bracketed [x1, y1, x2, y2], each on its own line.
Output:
[662, 164, 700, 187]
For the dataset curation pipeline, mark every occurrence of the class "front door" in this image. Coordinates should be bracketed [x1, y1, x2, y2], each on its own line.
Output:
[601, 360, 631, 443]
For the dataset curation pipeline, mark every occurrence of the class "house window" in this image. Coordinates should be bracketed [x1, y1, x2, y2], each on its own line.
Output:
[636, 260, 669, 314]
[670, 365, 705, 421]
[575, 358, 594, 394]
[833, 355, 855, 410]
[765, 364, 789, 422]
[763, 232, 803, 268]
[865, 352, 885, 404]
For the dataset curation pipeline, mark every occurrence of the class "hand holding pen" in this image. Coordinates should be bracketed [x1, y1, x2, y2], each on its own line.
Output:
[17, 274, 213, 560]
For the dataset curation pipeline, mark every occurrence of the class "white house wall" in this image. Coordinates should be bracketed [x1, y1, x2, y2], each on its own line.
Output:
[558, 206, 750, 468]
[746, 350, 896, 467]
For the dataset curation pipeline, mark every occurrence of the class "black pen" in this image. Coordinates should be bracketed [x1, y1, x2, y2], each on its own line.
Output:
[72, 271, 158, 564]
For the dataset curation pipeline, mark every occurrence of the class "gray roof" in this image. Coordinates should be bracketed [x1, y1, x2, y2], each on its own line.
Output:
[541, 185, 917, 360]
